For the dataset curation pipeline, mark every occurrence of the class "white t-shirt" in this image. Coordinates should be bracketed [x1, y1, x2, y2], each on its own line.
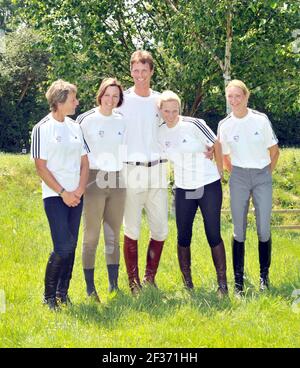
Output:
[218, 109, 278, 169]
[31, 113, 89, 199]
[77, 108, 126, 171]
[116, 87, 161, 162]
[158, 116, 220, 189]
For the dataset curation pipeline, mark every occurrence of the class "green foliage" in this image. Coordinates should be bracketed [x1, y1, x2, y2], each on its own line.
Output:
[0, 0, 299, 150]
[0, 27, 49, 152]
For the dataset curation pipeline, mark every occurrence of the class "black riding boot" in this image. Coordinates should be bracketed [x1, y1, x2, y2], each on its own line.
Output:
[259, 238, 272, 291]
[44, 252, 63, 310]
[107, 264, 119, 293]
[232, 238, 245, 294]
[56, 251, 75, 305]
[83, 268, 101, 302]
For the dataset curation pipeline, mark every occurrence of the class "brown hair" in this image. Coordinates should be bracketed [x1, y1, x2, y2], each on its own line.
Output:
[130, 50, 154, 71]
[96, 77, 124, 107]
[45, 79, 77, 112]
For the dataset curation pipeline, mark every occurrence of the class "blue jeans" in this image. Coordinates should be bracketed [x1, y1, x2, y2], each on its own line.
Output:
[43, 196, 83, 259]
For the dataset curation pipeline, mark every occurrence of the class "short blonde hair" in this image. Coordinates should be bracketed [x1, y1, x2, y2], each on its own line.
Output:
[46, 79, 77, 112]
[130, 50, 154, 71]
[158, 90, 181, 110]
[225, 79, 250, 98]
[96, 77, 124, 107]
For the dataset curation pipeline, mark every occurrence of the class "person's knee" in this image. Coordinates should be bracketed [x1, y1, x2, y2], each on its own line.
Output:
[151, 224, 168, 242]
[124, 227, 140, 241]
[55, 247, 73, 260]
[233, 233, 246, 243]
[177, 233, 192, 247]
[207, 234, 222, 248]
[258, 232, 271, 243]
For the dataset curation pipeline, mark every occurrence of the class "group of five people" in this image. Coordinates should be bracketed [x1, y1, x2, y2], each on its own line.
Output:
[30, 50, 279, 310]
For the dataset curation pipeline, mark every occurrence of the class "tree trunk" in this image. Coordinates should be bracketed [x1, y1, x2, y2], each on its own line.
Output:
[224, 5, 233, 115]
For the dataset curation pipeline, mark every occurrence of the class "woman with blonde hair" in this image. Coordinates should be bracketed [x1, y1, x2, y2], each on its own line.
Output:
[218, 79, 279, 294]
[158, 90, 228, 296]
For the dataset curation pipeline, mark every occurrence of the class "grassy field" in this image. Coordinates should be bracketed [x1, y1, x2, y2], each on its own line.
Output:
[0, 149, 300, 348]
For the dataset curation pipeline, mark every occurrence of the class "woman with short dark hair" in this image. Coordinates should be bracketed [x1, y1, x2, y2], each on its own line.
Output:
[77, 78, 126, 300]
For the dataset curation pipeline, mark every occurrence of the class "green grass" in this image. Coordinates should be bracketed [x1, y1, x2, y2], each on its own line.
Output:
[0, 149, 300, 348]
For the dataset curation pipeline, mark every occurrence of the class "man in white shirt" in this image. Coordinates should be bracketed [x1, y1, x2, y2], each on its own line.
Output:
[117, 50, 168, 294]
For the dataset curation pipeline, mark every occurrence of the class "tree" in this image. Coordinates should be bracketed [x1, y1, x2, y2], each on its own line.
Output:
[8, 0, 300, 146]
[0, 27, 49, 151]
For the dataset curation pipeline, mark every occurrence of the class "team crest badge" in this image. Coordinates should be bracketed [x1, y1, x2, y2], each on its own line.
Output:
[99, 130, 104, 137]
[233, 135, 239, 142]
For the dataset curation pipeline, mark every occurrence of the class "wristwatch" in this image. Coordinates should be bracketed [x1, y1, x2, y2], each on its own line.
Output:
[58, 188, 65, 196]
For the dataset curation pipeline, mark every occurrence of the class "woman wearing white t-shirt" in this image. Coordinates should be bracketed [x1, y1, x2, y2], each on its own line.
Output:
[158, 91, 228, 296]
[77, 78, 126, 300]
[218, 80, 279, 294]
[31, 80, 89, 310]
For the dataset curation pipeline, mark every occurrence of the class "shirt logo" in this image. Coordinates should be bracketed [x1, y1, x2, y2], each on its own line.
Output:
[233, 135, 239, 142]
[165, 141, 171, 148]
[99, 130, 104, 137]
[56, 136, 62, 142]
[254, 132, 259, 136]
[118, 132, 122, 135]
[182, 139, 187, 143]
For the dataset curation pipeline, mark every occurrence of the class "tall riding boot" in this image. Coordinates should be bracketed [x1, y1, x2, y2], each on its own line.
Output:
[232, 238, 245, 294]
[83, 268, 100, 302]
[177, 245, 194, 290]
[143, 239, 164, 286]
[210, 240, 228, 297]
[56, 251, 75, 305]
[259, 238, 272, 291]
[44, 252, 63, 310]
[107, 264, 119, 293]
[124, 235, 141, 295]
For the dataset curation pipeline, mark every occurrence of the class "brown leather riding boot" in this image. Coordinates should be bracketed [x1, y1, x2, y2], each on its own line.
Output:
[211, 240, 228, 297]
[143, 239, 164, 286]
[123, 235, 141, 295]
[177, 245, 194, 290]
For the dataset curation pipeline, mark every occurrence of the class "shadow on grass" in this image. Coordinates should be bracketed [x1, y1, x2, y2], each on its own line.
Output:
[66, 285, 234, 329]
[65, 271, 300, 330]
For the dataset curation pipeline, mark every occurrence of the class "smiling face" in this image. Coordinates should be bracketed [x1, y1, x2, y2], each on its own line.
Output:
[160, 100, 180, 127]
[99, 85, 120, 115]
[226, 86, 249, 115]
[130, 62, 154, 90]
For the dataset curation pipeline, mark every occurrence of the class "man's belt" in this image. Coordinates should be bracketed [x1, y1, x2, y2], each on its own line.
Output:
[125, 159, 168, 167]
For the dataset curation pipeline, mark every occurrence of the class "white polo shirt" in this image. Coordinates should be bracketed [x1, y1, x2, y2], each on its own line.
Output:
[158, 116, 220, 189]
[31, 114, 89, 199]
[77, 108, 126, 171]
[116, 87, 161, 162]
[218, 109, 278, 169]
